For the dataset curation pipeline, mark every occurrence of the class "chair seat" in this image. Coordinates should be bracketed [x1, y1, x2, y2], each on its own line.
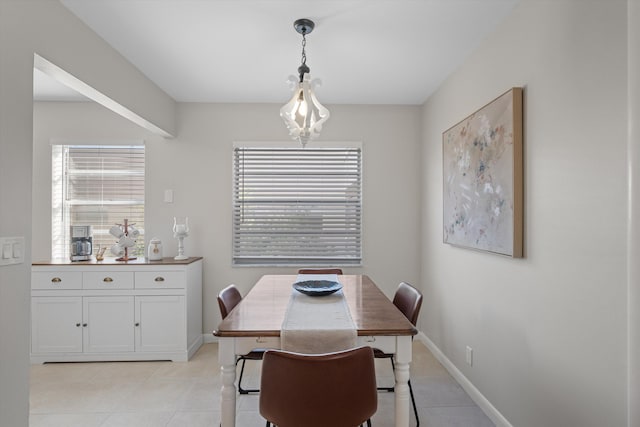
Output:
[236, 349, 265, 394]
[260, 346, 377, 427]
[374, 347, 396, 393]
[373, 348, 393, 359]
[241, 349, 266, 360]
[218, 284, 265, 395]
[373, 281, 423, 426]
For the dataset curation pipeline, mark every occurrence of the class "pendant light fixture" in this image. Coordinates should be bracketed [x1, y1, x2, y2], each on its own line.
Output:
[280, 18, 330, 147]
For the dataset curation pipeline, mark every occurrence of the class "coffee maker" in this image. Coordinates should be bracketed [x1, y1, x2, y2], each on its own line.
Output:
[70, 225, 93, 261]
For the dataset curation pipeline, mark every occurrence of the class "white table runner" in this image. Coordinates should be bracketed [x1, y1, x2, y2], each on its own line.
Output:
[280, 274, 357, 354]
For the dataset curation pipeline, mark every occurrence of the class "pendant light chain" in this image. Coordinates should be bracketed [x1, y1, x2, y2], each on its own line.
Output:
[300, 32, 307, 68]
[298, 30, 310, 82]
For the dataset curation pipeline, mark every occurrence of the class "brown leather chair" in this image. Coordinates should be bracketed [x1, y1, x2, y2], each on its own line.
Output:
[375, 281, 422, 426]
[217, 284, 264, 394]
[260, 346, 377, 427]
[298, 268, 343, 275]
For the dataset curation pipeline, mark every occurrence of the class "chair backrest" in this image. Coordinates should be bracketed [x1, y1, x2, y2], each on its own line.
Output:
[392, 281, 423, 326]
[217, 284, 243, 319]
[297, 268, 343, 275]
[259, 346, 377, 427]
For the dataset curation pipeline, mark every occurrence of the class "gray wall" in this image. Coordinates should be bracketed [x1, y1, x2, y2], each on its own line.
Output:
[32, 102, 423, 335]
[628, 0, 639, 425]
[420, 1, 629, 426]
[1, 1, 174, 425]
[7, 1, 639, 426]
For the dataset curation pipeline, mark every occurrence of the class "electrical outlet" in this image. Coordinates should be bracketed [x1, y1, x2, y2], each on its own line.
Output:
[466, 346, 473, 366]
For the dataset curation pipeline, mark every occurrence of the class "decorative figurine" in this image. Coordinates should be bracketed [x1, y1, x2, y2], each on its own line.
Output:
[109, 218, 138, 261]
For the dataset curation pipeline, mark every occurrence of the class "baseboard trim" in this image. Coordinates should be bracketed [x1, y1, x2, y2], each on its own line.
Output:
[203, 334, 217, 344]
[416, 332, 513, 427]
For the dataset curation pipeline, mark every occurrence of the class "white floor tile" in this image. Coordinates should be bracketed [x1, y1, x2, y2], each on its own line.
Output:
[29, 342, 495, 427]
[29, 413, 109, 427]
[167, 411, 219, 427]
[100, 412, 173, 427]
[422, 406, 496, 427]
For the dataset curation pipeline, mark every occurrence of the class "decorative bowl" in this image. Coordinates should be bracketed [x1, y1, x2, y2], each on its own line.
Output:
[293, 280, 342, 296]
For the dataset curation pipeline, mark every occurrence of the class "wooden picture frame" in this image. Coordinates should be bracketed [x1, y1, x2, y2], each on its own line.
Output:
[442, 87, 523, 257]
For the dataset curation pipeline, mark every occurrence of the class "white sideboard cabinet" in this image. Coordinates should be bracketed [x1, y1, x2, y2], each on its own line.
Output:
[31, 257, 203, 363]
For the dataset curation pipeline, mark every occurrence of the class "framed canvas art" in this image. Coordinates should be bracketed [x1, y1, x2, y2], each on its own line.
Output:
[442, 87, 523, 257]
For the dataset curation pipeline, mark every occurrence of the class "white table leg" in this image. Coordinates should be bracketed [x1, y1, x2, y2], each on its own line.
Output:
[219, 337, 237, 427]
[394, 336, 413, 427]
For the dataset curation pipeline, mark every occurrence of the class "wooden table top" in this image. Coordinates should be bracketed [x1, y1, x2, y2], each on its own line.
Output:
[214, 275, 417, 338]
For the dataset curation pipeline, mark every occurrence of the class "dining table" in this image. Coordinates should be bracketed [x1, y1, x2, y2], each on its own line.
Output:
[213, 274, 417, 427]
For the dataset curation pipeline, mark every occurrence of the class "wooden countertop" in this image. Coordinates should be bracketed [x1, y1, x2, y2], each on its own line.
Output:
[33, 257, 203, 266]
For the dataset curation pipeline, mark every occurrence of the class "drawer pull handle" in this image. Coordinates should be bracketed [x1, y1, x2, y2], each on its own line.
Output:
[76, 323, 81, 327]
[256, 337, 268, 344]
[154, 277, 165, 282]
[103, 277, 114, 283]
[51, 277, 62, 283]
[365, 336, 376, 343]
[135, 322, 140, 327]
[82, 323, 88, 327]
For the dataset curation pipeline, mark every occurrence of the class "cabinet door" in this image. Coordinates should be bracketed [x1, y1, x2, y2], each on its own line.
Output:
[83, 296, 135, 353]
[135, 296, 185, 352]
[32, 297, 82, 354]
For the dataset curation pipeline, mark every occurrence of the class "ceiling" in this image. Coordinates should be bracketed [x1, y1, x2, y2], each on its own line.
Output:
[35, 0, 520, 105]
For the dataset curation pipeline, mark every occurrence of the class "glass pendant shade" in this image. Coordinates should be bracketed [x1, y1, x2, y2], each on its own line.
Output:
[280, 74, 330, 147]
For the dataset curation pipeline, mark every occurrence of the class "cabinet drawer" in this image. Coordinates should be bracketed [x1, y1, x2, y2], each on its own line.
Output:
[135, 271, 184, 289]
[32, 271, 82, 290]
[83, 272, 134, 290]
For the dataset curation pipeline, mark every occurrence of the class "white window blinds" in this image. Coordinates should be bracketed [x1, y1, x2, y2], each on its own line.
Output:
[233, 146, 362, 266]
[52, 144, 145, 259]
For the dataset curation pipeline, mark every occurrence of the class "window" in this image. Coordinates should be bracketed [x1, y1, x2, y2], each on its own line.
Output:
[52, 144, 145, 259]
[233, 145, 362, 266]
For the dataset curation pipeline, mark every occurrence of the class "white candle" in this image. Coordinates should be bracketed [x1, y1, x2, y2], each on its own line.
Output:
[175, 224, 186, 234]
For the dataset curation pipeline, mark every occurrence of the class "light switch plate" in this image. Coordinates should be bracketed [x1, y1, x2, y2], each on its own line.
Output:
[2, 243, 11, 259]
[0, 236, 25, 266]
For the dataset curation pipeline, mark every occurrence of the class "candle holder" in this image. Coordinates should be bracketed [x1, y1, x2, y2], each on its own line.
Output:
[173, 216, 189, 260]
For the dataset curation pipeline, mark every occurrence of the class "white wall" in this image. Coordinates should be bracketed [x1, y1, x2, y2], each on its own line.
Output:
[33, 102, 422, 335]
[32, 102, 165, 258]
[628, 0, 639, 425]
[0, 5, 32, 423]
[420, 1, 628, 426]
[1, 1, 175, 425]
[20, 1, 637, 426]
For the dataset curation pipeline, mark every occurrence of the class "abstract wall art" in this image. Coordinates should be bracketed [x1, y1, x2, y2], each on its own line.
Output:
[442, 87, 523, 257]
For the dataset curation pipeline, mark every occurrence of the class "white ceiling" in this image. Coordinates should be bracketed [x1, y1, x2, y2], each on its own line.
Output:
[35, 0, 520, 105]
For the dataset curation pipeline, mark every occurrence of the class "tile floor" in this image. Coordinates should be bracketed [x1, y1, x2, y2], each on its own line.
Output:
[29, 341, 495, 427]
